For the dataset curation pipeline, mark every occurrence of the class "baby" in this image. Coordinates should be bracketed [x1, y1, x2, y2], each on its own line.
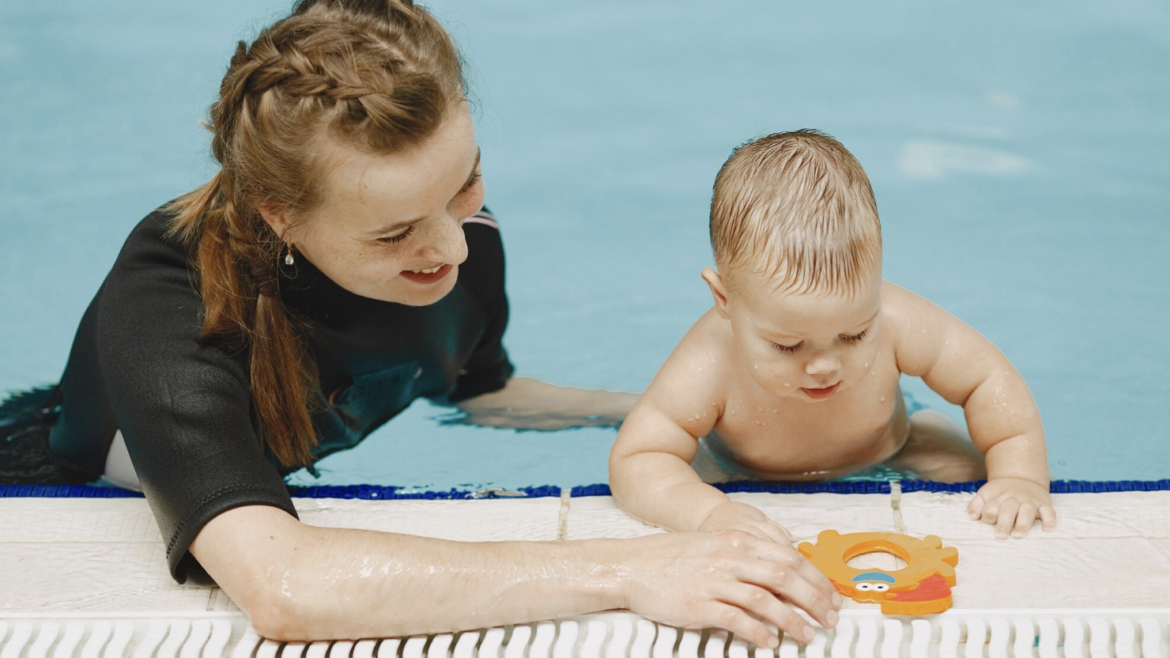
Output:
[610, 130, 1055, 542]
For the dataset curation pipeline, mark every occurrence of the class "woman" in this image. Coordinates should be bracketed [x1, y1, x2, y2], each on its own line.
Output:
[0, 0, 840, 643]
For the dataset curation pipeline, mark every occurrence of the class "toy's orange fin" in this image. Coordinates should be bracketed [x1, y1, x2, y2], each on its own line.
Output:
[881, 574, 953, 615]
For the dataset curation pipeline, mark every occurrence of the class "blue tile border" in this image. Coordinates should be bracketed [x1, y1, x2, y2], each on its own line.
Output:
[2, 479, 1169, 499]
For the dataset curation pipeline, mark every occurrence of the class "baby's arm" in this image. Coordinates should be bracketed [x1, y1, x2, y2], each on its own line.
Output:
[611, 321, 843, 640]
[885, 283, 1055, 538]
[609, 316, 789, 544]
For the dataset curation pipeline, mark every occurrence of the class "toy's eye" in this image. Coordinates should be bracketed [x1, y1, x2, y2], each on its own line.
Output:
[856, 583, 873, 591]
[871, 583, 890, 592]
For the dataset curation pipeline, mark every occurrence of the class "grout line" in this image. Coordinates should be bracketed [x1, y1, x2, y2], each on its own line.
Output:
[557, 489, 570, 541]
[890, 479, 906, 534]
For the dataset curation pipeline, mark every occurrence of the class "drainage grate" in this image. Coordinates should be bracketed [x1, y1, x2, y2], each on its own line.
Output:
[1, 611, 1167, 658]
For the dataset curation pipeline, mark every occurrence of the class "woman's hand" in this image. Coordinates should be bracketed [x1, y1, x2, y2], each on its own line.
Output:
[452, 377, 639, 430]
[624, 530, 841, 647]
[697, 501, 793, 545]
[969, 477, 1056, 538]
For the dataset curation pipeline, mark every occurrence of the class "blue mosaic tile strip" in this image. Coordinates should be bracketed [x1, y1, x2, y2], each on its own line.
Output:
[3, 479, 1168, 499]
[285, 484, 563, 500]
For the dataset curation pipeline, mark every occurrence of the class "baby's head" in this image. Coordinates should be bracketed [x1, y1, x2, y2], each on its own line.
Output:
[702, 130, 883, 402]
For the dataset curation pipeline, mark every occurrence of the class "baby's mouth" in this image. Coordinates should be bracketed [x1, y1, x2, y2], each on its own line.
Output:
[800, 382, 840, 400]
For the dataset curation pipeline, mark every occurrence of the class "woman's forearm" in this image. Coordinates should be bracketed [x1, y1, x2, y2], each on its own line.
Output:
[454, 376, 639, 430]
[257, 523, 629, 639]
[226, 510, 631, 636]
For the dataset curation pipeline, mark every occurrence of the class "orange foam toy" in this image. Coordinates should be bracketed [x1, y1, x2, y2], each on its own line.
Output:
[798, 530, 959, 615]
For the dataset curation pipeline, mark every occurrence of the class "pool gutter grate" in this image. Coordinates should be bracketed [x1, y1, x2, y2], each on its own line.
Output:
[1, 611, 1168, 658]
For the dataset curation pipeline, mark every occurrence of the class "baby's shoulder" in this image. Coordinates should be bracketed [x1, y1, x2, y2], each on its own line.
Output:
[879, 280, 941, 330]
[879, 280, 962, 373]
[648, 308, 734, 400]
[674, 308, 735, 361]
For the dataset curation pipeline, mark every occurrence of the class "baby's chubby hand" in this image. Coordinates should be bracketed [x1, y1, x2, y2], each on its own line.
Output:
[969, 477, 1056, 539]
[698, 501, 794, 545]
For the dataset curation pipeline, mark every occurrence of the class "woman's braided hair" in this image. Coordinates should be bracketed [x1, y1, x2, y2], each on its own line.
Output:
[166, 0, 464, 468]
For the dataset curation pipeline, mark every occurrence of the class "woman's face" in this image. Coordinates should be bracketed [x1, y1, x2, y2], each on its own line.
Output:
[267, 103, 484, 306]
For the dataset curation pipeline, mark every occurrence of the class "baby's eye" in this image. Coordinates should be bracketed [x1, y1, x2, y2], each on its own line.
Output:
[770, 341, 802, 354]
[840, 329, 868, 344]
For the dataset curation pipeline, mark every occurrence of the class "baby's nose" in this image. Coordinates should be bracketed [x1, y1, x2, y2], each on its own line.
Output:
[805, 356, 840, 376]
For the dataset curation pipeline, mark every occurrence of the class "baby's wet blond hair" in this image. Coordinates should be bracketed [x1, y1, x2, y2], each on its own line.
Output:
[710, 130, 882, 295]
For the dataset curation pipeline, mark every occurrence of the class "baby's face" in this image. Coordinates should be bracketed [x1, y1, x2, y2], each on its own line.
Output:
[724, 270, 883, 402]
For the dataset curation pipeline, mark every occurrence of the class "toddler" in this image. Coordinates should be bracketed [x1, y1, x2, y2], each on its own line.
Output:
[609, 130, 1055, 542]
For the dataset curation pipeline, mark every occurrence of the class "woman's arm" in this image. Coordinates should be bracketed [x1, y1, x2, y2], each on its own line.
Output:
[452, 377, 639, 430]
[193, 506, 840, 645]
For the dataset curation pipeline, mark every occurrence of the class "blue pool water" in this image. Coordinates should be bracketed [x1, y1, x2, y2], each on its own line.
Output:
[2, 1, 1168, 489]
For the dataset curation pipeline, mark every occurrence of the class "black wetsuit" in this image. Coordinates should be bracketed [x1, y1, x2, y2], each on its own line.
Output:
[1, 205, 513, 583]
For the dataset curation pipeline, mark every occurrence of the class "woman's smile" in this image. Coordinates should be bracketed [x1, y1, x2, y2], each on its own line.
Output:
[400, 263, 454, 285]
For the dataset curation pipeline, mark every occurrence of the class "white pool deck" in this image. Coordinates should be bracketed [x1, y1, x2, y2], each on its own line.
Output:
[2, 487, 1169, 655]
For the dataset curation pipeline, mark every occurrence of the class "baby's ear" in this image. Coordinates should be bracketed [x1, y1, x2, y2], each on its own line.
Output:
[701, 268, 731, 319]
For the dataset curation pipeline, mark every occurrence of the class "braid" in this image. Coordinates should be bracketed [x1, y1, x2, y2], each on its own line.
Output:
[164, 0, 463, 468]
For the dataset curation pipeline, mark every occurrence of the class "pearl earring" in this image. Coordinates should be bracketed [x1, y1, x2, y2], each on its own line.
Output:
[284, 243, 295, 266]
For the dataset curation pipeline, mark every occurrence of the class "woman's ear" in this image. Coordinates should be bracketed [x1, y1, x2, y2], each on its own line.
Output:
[256, 202, 293, 241]
[701, 268, 731, 319]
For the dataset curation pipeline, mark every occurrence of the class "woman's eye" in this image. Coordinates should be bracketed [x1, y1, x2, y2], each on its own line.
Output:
[458, 170, 482, 195]
[840, 329, 868, 344]
[770, 341, 801, 354]
[378, 225, 415, 245]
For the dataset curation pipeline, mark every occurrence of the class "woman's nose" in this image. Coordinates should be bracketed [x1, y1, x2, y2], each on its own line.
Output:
[418, 215, 469, 265]
[805, 354, 840, 376]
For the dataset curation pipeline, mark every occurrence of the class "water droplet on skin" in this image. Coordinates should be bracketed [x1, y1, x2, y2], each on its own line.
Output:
[783, 382, 791, 387]
[864, 362, 869, 368]
[880, 397, 886, 402]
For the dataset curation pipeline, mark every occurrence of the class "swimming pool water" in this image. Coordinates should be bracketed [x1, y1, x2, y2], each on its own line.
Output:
[2, 0, 1168, 489]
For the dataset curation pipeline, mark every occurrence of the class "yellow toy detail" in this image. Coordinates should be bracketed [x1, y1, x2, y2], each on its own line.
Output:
[798, 530, 959, 615]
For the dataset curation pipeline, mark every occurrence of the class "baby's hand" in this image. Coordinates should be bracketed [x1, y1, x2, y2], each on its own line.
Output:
[969, 477, 1056, 539]
[698, 501, 793, 545]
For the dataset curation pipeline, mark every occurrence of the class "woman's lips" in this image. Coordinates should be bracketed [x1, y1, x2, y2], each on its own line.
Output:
[801, 383, 840, 400]
[399, 263, 453, 285]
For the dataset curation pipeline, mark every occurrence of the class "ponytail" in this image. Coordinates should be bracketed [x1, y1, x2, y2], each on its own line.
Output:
[167, 172, 319, 468]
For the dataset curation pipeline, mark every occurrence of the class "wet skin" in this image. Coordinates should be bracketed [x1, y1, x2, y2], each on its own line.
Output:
[610, 267, 1056, 545]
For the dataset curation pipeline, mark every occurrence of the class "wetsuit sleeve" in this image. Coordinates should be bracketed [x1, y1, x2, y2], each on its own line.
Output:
[447, 215, 515, 402]
[95, 215, 298, 583]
